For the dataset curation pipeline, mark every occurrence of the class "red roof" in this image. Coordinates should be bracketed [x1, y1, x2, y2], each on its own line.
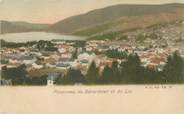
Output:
[150, 57, 165, 65]
[28, 68, 66, 77]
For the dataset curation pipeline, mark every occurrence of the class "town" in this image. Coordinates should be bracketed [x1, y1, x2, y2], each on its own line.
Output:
[0, 34, 184, 85]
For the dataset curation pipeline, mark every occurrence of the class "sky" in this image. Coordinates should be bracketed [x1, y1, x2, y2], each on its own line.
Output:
[0, 0, 184, 24]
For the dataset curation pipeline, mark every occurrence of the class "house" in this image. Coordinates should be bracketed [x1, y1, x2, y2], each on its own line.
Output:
[50, 54, 60, 61]
[9, 59, 19, 64]
[100, 59, 113, 67]
[78, 53, 96, 63]
[58, 48, 67, 54]
[56, 62, 70, 70]
[47, 73, 60, 86]
[23, 59, 36, 65]
[41, 51, 56, 57]
[21, 56, 36, 65]
[19, 47, 26, 52]
[32, 63, 43, 69]
[47, 77, 54, 86]
[44, 57, 57, 65]
[46, 63, 56, 68]
[68, 60, 78, 68]
[60, 53, 72, 60]
[27, 68, 66, 77]
[76, 64, 88, 75]
[157, 62, 166, 71]
[5, 63, 22, 69]
[86, 46, 93, 52]
[69, 46, 76, 53]
[30, 51, 42, 57]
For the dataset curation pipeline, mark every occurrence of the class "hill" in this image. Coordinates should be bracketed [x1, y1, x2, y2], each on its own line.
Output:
[48, 3, 184, 36]
[1, 3, 184, 38]
[0, 21, 50, 34]
[76, 9, 184, 40]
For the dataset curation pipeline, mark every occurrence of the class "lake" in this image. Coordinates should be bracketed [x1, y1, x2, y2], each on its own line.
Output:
[0, 32, 87, 43]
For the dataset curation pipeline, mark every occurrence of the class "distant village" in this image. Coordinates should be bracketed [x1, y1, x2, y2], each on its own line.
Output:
[1, 36, 183, 86]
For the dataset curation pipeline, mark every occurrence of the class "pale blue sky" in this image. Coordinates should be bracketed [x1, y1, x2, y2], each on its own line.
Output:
[0, 0, 184, 24]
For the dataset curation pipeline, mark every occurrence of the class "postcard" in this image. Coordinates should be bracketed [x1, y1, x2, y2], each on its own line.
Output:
[0, 0, 184, 114]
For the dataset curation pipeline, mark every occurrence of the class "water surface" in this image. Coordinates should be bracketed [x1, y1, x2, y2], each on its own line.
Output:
[0, 32, 87, 42]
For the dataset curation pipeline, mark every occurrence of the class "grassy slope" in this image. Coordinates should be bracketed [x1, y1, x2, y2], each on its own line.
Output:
[49, 3, 184, 34]
[72, 8, 184, 40]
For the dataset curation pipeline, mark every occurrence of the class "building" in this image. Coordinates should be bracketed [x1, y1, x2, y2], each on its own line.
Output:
[47, 73, 60, 86]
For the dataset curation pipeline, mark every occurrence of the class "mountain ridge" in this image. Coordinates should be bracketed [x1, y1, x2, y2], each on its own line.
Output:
[47, 3, 184, 34]
[1, 3, 184, 36]
[0, 20, 50, 34]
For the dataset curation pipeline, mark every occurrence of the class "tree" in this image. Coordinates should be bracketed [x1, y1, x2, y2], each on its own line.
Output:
[86, 61, 99, 84]
[100, 65, 113, 84]
[105, 49, 128, 59]
[62, 68, 86, 85]
[2, 64, 27, 85]
[25, 76, 47, 85]
[72, 48, 78, 60]
[111, 61, 121, 84]
[73, 41, 86, 48]
[163, 51, 184, 83]
[36, 40, 54, 51]
[120, 53, 143, 84]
